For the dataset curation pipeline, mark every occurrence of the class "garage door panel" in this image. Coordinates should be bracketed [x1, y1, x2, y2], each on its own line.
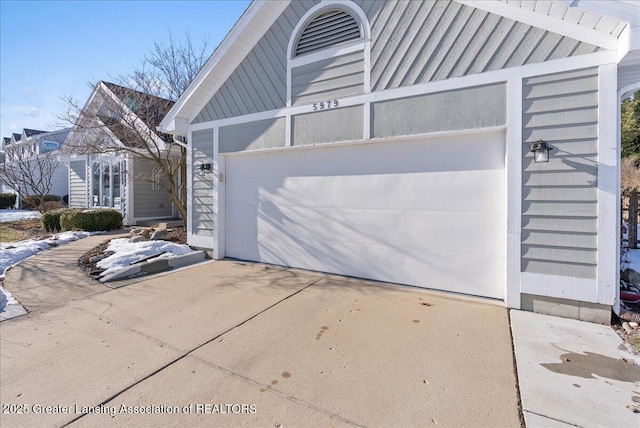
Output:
[251, 206, 504, 257]
[232, 171, 504, 213]
[226, 204, 258, 234]
[225, 132, 505, 299]
[251, 234, 504, 299]
[225, 178, 261, 206]
[225, 133, 504, 179]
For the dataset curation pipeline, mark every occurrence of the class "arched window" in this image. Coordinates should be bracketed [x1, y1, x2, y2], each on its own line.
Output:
[286, 2, 370, 109]
[294, 9, 362, 57]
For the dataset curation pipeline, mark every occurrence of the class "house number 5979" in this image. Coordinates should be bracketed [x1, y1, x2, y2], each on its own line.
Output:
[313, 100, 339, 110]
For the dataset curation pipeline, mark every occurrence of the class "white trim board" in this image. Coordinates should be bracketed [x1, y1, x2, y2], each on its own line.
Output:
[186, 130, 194, 243]
[189, 49, 617, 132]
[596, 63, 619, 306]
[455, 0, 620, 50]
[505, 78, 523, 310]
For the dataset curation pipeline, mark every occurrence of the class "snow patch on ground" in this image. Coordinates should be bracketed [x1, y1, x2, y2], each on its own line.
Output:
[97, 238, 196, 278]
[0, 210, 42, 222]
[0, 231, 91, 314]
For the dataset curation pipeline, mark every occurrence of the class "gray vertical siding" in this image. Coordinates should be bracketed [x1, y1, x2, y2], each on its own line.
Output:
[133, 159, 173, 219]
[291, 50, 365, 106]
[521, 67, 599, 279]
[192, 130, 214, 237]
[193, 0, 320, 123]
[193, 0, 600, 126]
[219, 118, 286, 153]
[69, 160, 87, 208]
[357, 0, 600, 91]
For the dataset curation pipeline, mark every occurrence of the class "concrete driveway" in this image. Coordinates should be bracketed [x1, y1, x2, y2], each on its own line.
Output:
[1, 259, 521, 427]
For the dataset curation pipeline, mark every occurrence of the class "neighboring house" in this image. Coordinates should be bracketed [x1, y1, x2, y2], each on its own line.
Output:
[65, 81, 179, 225]
[160, 0, 639, 323]
[0, 128, 70, 207]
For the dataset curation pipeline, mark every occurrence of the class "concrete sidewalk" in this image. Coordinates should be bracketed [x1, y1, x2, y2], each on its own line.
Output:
[0, 234, 521, 427]
[512, 310, 640, 427]
[2, 230, 129, 316]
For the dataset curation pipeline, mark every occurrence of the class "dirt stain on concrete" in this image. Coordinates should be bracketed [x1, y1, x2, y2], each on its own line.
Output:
[541, 351, 640, 383]
[281, 372, 291, 378]
[412, 320, 420, 323]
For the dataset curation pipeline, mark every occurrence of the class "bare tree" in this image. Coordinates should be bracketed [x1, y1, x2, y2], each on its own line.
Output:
[61, 31, 209, 228]
[0, 151, 60, 212]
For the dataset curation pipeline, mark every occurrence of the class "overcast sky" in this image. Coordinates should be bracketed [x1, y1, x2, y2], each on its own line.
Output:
[0, 0, 251, 139]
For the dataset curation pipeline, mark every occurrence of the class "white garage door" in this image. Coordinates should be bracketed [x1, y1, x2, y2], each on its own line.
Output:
[225, 131, 506, 299]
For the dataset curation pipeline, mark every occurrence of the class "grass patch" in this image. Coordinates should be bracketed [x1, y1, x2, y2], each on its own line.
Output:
[0, 219, 44, 243]
[629, 334, 640, 353]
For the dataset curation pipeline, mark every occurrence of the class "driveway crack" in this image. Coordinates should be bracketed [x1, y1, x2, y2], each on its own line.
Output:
[61, 274, 328, 427]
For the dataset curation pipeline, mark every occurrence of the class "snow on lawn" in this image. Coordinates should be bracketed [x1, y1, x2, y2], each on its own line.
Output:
[0, 209, 41, 222]
[97, 238, 196, 278]
[0, 231, 91, 313]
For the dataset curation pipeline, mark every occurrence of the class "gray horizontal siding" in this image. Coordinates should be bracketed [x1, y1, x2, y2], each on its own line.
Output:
[220, 118, 286, 153]
[192, 130, 214, 238]
[69, 160, 87, 208]
[193, 0, 320, 123]
[291, 50, 365, 106]
[292, 105, 363, 146]
[133, 159, 173, 219]
[521, 67, 599, 279]
[356, 0, 601, 92]
[371, 83, 506, 139]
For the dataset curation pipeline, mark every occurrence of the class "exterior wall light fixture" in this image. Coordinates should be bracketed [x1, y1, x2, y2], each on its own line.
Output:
[198, 163, 212, 176]
[530, 139, 553, 163]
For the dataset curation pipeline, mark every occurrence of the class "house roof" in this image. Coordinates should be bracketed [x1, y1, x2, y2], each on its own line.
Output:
[68, 81, 175, 152]
[3, 137, 11, 144]
[101, 81, 175, 131]
[160, 0, 636, 134]
[24, 128, 46, 137]
[12, 133, 22, 141]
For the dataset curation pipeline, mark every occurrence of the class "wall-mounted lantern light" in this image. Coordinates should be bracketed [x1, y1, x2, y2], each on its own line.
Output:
[529, 139, 553, 163]
[198, 163, 212, 176]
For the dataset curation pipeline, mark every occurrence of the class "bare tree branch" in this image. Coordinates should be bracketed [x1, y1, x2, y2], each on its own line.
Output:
[59, 31, 209, 228]
[0, 150, 60, 213]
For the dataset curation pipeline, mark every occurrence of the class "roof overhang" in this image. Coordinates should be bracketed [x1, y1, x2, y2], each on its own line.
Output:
[159, 0, 290, 135]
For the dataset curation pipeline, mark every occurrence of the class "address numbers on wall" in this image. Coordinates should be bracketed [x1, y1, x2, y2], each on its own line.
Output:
[312, 100, 339, 111]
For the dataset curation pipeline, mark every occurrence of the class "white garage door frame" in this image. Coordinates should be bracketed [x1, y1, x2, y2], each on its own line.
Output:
[213, 126, 516, 302]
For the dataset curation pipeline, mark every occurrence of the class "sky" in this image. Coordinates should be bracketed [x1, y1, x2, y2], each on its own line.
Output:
[0, 0, 251, 139]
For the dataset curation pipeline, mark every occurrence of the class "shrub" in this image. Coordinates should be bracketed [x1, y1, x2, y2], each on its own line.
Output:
[43, 201, 64, 212]
[60, 209, 123, 232]
[42, 208, 79, 232]
[0, 193, 17, 209]
[62, 194, 69, 205]
[22, 195, 61, 211]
